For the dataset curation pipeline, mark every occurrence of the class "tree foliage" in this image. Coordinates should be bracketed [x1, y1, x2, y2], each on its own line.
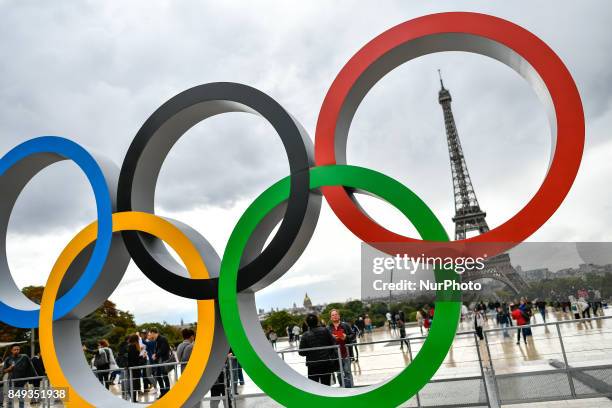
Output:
[0, 286, 137, 356]
[261, 310, 304, 335]
[523, 272, 612, 301]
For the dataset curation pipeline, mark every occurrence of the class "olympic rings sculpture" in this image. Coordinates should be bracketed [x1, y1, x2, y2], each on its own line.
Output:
[0, 12, 583, 408]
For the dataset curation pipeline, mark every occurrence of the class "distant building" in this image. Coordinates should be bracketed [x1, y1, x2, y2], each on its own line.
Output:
[257, 293, 324, 318]
[303, 293, 313, 310]
[519, 268, 552, 282]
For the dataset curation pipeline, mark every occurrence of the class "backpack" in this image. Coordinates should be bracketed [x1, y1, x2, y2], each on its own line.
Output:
[94, 348, 110, 368]
[520, 309, 530, 322]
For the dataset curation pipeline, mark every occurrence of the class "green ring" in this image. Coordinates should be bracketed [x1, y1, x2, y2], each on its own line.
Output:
[219, 164, 461, 407]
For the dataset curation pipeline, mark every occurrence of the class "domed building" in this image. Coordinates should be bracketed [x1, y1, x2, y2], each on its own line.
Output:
[303, 293, 313, 310]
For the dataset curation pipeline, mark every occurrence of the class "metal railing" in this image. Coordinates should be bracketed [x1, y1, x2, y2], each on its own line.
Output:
[227, 331, 490, 407]
[1, 311, 609, 407]
[480, 313, 612, 406]
[1, 374, 59, 408]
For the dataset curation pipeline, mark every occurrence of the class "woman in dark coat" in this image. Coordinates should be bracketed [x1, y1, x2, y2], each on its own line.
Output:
[127, 334, 143, 402]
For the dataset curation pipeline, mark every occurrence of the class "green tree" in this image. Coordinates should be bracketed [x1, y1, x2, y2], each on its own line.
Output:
[80, 299, 136, 352]
[261, 311, 304, 336]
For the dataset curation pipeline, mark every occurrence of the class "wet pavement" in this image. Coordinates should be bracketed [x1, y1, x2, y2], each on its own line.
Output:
[214, 308, 612, 407]
[3, 308, 610, 407]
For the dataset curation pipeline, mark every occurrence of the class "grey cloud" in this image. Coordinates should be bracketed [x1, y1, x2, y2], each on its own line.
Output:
[0, 2, 610, 256]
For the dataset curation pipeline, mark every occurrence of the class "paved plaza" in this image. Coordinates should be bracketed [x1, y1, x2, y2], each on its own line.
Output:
[223, 308, 612, 407]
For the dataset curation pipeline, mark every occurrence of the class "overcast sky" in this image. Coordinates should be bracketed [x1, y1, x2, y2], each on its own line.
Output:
[2, 1, 611, 323]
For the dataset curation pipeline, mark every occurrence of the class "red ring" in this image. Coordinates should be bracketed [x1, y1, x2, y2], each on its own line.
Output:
[315, 12, 584, 247]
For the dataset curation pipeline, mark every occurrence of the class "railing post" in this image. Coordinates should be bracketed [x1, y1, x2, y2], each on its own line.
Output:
[228, 356, 236, 406]
[124, 368, 129, 400]
[483, 330, 501, 406]
[336, 345, 345, 388]
[128, 366, 134, 402]
[474, 332, 492, 407]
[556, 322, 576, 398]
[406, 338, 421, 407]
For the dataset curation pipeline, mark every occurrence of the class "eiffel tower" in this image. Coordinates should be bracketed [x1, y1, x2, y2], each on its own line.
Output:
[437, 71, 528, 294]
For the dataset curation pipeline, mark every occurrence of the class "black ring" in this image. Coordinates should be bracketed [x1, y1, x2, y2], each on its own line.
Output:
[117, 82, 320, 299]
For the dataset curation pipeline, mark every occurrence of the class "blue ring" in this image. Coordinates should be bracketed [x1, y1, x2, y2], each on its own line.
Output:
[0, 136, 112, 328]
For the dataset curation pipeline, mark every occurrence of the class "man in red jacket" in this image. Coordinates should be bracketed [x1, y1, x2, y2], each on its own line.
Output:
[329, 309, 355, 387]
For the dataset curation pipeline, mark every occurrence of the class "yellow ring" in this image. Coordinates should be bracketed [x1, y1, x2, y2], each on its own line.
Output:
[39, 211, 215, 407]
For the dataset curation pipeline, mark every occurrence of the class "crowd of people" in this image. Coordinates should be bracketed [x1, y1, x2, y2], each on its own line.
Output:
[466, 295, 607, 345]
[0, 326, 244, 407]
[85, 327, 243, 406]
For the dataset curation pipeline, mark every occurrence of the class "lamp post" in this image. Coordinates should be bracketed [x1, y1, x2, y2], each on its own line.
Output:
[388, 267, 394, 307]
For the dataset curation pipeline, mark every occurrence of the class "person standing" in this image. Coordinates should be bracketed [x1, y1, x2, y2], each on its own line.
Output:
[364, 315, 373, 334]
[114, 336, 131, 398]
[94, 340, 116, 389]
[460, 304, 468, 324]
[474, 309, 485, 341]
[149, 327, 171, 398]
[286, 325, 293, 344]
[496, 307, 512, 338]
[356, 316, 365, 338]
[2, 344, 35, 408]
[416, 310, 424, 335]
[536, 300, 547, 322]
[578, 297, 591, 319]
[348, 320, 360, 362]
[126, 334, 143, 402]
[511, 304, 529, 345]
[292, 325, 301, 343]
[176, 329, 195, 367]
[390, 312, 398, 335]
[593, 290, 603, 317]
[266, 329, 278, 350]
[139, 330, 156, 392]
[397, 319, 410, 350]
[299, 314, 336, 386]
[30, 350, 46, 405]
[569, 296, 581, 319]
[423, 315, 431, 334]
[328, 309, 355, 388]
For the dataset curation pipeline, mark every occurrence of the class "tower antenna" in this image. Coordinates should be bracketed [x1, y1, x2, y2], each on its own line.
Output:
[438, 69, 445, 89]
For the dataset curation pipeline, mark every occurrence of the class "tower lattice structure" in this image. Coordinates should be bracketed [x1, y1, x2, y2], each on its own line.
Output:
[438, 71, 488, 240]
[437, 71, 528, 294]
